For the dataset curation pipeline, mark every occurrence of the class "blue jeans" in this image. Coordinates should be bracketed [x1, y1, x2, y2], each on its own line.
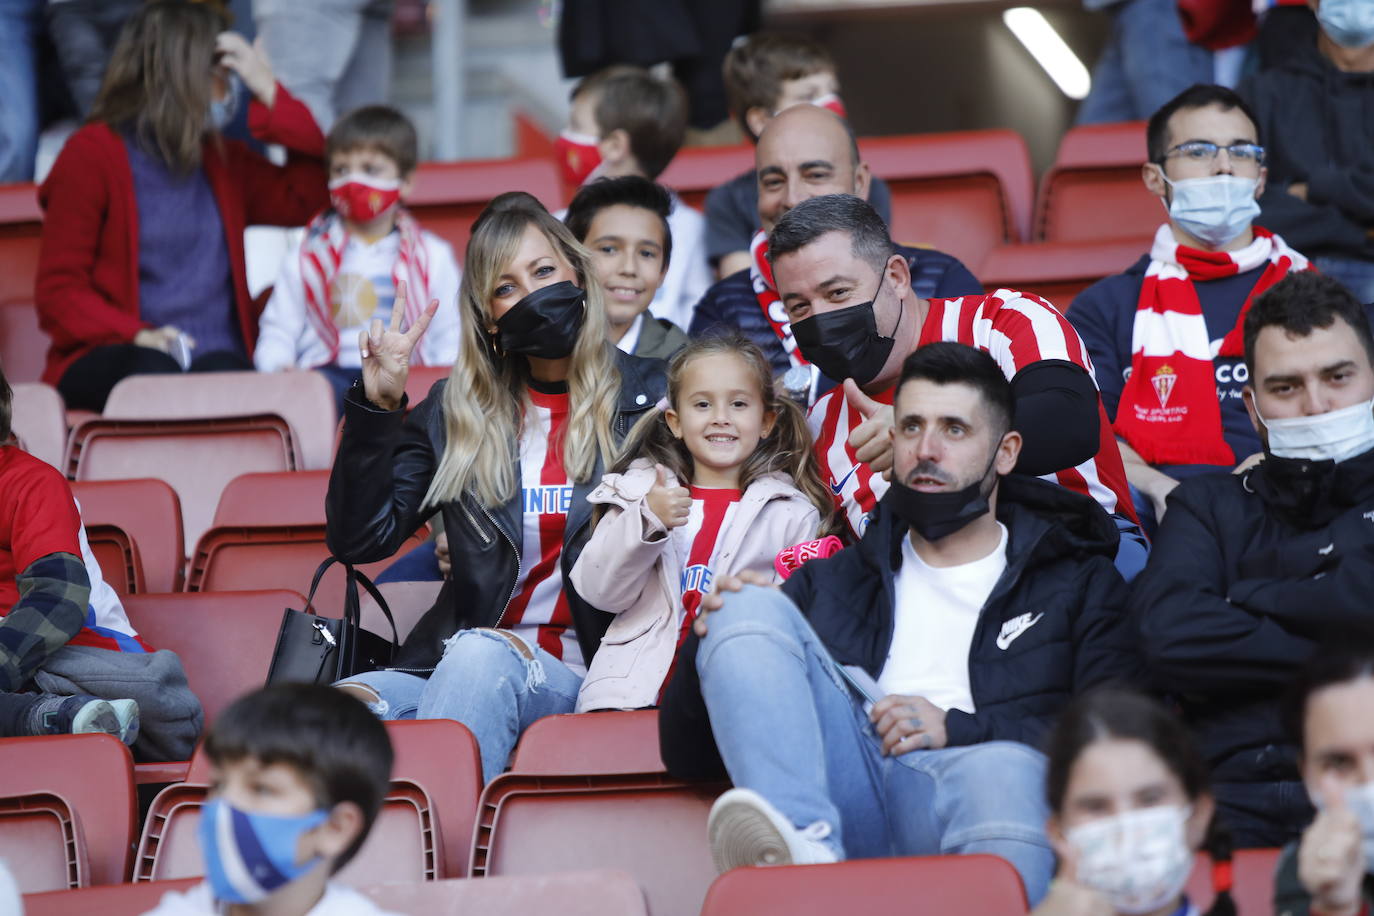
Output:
[0, 0, 42, 182]
[697, 586, 1055, 904]
[1314, 256, 1374, 306]
[1076, 0, 1214, 125]
[338, 629, 583, 783]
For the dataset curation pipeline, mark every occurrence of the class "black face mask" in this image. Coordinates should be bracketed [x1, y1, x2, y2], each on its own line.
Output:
[790, 287, 902, 386]
[882, 448, 1000, 542]
[492, 281, 586, 360]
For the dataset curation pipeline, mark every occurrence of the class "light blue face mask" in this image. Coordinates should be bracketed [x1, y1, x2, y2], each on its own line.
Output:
[1318, 0, 1374, 49]
[1159, 173, 1261, 249]
[198, 797, 329, 904]
[208, 72, 242, 132]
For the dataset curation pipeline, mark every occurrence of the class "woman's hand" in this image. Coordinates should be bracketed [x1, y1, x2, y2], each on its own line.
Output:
[359, 282, 439, 412]
[216, 32, 276, 108]
[134, 325, 194, 353]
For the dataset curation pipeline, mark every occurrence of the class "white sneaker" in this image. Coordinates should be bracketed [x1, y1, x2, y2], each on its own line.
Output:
[707, 787, 840, 873]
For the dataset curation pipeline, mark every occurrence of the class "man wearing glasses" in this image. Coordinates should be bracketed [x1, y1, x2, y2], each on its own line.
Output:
[1067, 84, 1312, 531]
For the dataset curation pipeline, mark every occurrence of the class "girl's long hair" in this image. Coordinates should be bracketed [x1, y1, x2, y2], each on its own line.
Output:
[1046, 688, 1235, 916]
[423, 192, 621, 510]
[610, 333, 835, 531]
[89, 1, 226, 174]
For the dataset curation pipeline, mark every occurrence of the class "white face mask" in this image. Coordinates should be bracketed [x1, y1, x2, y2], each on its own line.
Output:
[1160, 173, 1260, 249]
[1257, 397, 1374, 463]
[1066, 805, 1194, 916]
[1310, 779, 1374, 872]
[1318, 0, 1374, 49]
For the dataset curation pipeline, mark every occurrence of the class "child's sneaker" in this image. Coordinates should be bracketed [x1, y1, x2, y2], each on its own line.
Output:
[707, 787, 840, 873]
[32, 694, 140, 745]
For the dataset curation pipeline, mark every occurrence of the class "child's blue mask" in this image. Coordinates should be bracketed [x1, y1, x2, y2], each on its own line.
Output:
[198, 797, 329, 903]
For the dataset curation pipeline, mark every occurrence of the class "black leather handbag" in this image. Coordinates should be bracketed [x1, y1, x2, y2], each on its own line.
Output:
[266, 558, 400, 686]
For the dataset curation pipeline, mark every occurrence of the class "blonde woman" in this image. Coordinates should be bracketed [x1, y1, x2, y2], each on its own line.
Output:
[330, 193, 667, 783]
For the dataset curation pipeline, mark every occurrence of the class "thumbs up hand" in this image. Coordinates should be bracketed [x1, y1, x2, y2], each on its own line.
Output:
[844, 379, 895, 478]
[646, 464, 692, 530]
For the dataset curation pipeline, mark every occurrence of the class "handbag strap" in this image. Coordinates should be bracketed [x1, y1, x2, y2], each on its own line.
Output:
[304, 557, 401, 648]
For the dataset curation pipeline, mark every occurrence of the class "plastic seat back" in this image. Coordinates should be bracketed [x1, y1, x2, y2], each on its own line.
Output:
[10, 382, 65, 468]
[1036, 121, 1158, 243]
[976, 238, 1148, 309]
[361, 870, 648, 916]
[0, 733, 137, 887]
[701, 854, 1028, 915]
[24, 878, 199, 916]
[472, 775, 721, 916]
[657, 144, 755, 212]
[0, 793, 87, 893]
[123, 590, 303, 724]
[103, 370, 336, 471]
[67, 414, 299, 555]
[509, 710, 667, 776]
[1186, 848, 1281, 916]
[860, 130, 1035, 271]
[70, 479, 183, 592]
[382, 719, 483, 879]
[407, 158, 563, 259]
[83, 524, 143, 594]
[403, 364, 452, 407]
[0, 301, 48, 385]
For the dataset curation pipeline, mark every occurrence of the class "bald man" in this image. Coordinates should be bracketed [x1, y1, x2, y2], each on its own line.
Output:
[687, 105, 981, 403]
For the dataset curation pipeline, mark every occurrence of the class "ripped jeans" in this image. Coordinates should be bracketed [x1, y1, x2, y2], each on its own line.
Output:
[336, 628, 583, 783]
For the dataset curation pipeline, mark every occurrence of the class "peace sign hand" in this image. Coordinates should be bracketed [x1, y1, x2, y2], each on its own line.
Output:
[359, 282, 440, 411]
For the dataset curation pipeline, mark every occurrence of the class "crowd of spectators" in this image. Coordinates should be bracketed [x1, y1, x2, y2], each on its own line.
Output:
[3, 2, 1374, 914]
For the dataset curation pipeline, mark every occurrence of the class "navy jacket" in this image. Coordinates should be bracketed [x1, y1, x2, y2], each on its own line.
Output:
[659, 474, 1139, 779]
[688, 243, 982, 380]
[1133, 446, 1374, 784]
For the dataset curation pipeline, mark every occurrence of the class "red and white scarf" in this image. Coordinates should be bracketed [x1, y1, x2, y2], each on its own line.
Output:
[298, 208, 431, 367]
[750, 231, 809, 369]
[1113, 223, 1309, 466]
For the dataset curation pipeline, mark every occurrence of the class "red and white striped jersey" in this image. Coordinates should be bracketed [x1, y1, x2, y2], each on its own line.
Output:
[661, 486, 742, 697]
[502, 388, 584, 675]
[809, 289, 1134, 538]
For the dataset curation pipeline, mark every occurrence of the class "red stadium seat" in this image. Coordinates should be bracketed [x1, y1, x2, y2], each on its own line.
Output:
[0, 183, 41, 306]
[0, 733, 137, 889]
[700, 854, 1028, 915]
[25, 872, 648, 916]
[860, 130, 1036, 273]
[24, 878, 198, 916]
[1186, 848, 1281, 916]
[404, 364, 452, 406]
[0, 301, 47, 385]
[185, 470, 429, 614]
[9, 382, 65, 469]
[657, 144, 755, 212]
[103, 370, 337, 471]
[407, 158, 564, 261]
[509, 710, 667, 776]
[364, 870, 648, 916]
[976, 238, 1148, 309]
[136, 720, 481, 883]
[67, 413, 299, 555]
[1035, 120, 1158, 244]
[70, 479, 184, 593]
[123, 590, 304, 724]
[471, 774, 722, 916]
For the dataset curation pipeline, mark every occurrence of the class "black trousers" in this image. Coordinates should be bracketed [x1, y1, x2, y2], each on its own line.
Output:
[57, 344, 251, 412]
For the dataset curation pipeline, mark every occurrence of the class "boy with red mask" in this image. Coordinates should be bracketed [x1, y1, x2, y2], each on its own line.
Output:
[254, 105, 460, 404]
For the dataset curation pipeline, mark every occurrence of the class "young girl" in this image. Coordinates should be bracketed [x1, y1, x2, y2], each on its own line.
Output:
[570, 334, 833, 713]
[1035, 688, 1235, 916]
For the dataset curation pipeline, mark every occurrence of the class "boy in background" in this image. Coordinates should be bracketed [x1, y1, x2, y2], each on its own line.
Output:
[254, 105, 461, 405]
[565, 176, 688, 361]
[555, 66, 711, 333]
[709, 33, 893, 279]
[143, 683, 398, 915]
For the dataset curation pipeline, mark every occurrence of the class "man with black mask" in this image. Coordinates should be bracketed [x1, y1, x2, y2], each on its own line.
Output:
[1133, 271, 1374, 850]
[657, 342, 1139, 905]
[771, 194, 1146, 577]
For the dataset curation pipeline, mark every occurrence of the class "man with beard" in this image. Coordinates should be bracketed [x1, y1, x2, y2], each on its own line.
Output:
[657, 342, 1140, 905]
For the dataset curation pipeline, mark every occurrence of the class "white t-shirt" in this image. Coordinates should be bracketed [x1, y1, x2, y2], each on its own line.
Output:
[878, 525, 1008, 713]
[140, 881, 401, 916]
